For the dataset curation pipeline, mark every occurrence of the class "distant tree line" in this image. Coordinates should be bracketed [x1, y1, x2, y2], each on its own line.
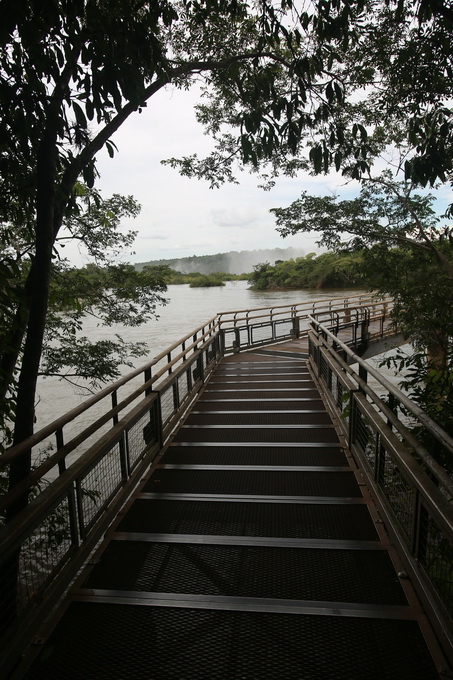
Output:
[248, 252, 366, 290]
[167, 271, 249, 286]
[136, 247, 305, 276]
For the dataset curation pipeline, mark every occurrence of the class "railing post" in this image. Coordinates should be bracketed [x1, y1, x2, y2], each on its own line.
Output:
[112, 390, 128, 478]
[111, 390, 119, 425]
[120, 431, 129, 480]
[214, 331, 221, 359]
[67, 481, 80, 548]
[358, 364, 368, 388]
[56, 429, 80, 548]
[360, 309, 370, 348]
[344, 301, 351, 324]
[154, 392, 164, 448]
[348, 390, 361, 449]
[413, 498, 429, 562]
[387, 394, 396, 430]
[75, 480, 86, 541]
[411, 490, 422, 556]
[219, 328, 226, 356]
[375, 434, 386, 485]
[173, 379, 180, 411]
[197, 352, 205, 383]
[233, 327, 240, 353]
[186, 362, 193, 392]
[291, 309, 300, 338]
[144, 367, 152, 395]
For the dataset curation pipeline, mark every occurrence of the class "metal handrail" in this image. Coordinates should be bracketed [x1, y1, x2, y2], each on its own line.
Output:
[307, 315, 453, 661]
[0, 316, 220, 466]
[308, 314, 453, 465]
[217, 292, 383, 326]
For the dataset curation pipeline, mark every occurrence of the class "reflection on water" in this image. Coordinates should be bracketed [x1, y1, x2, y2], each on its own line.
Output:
[36, 281, 367, 429]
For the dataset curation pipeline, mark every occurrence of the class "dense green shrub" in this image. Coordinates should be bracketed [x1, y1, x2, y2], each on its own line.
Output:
[248, 252, 367, 290]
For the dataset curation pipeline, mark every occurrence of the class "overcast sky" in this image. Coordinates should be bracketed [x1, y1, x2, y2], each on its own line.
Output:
[65, 84, 450, 267]
[63, 84, 358, 266]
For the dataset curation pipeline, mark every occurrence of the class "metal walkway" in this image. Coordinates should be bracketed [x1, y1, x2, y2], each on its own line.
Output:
[22, 347, 442, 679]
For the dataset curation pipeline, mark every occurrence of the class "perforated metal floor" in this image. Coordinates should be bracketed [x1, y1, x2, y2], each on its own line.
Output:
[173, 426, 340, 443]
[164, 445, 348, 466]
[25, 604, 438, 680]
[23, 351, 442, 679]
[116, 498, 379, 539]
[143, 468, 361, 496]
[194, 398, 326, 410]
[84, 541, 408, 605]
[202, 389, 322, 399]
[185, 412, 333, 425]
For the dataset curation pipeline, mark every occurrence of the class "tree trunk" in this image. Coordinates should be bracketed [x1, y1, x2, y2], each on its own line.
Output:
[2, 132, 58, 633]
[0, 304, 29, 409]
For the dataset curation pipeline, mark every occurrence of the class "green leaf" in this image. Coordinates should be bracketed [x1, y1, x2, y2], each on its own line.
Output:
[72, 101, 87, 128]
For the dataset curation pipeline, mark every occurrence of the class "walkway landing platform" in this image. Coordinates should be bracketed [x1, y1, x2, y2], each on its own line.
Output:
[22, 348, 442, 679]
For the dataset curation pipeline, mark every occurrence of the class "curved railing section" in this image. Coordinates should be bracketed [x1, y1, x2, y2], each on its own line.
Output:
[218, 292, 391, 353]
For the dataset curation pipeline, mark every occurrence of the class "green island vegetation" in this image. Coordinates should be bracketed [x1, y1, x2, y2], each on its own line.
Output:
[165, 270, 249, 286]
[248, 252, 366, 290]
[189, 274, 225, 287]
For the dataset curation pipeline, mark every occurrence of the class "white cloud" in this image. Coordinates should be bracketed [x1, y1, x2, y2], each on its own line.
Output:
[211, 206, 260, 228]
[139, 233, 169, 241]
[65, 85, 412, 267]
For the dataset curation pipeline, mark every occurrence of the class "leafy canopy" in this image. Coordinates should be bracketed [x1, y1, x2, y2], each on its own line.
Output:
[2, 0, 320, 458]
[0, 186, 169, 450]
[167, 0, 453, 198]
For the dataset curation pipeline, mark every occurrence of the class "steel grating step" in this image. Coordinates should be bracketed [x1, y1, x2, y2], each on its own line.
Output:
[172, 426, 340, 443]
[142, 469, 361, 497]
[201, 389, 323, 399]
[116, 499, 378, 540]
[208, 381, 317, 388]
[24, 602, 439, 680]
[194, 399, 326, 410]
[208, 376, 315, 383]
[221, 359, 306, 364]
[184, 412, 333, 426]
[158, 464, 349, 472]
[163, 445, 348, 466]
[254, 349, 309, 358]
[81, 540, 407, 606]
[214, 370, 312, 376]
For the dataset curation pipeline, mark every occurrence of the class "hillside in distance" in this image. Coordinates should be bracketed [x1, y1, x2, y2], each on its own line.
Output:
[136, 247, 306, 275]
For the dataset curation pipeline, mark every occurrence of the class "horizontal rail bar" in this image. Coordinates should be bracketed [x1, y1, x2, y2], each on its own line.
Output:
[307, 314, 453, 458]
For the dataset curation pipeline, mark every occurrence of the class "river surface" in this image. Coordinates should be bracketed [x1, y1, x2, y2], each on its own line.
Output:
[35, 281, 368, 429]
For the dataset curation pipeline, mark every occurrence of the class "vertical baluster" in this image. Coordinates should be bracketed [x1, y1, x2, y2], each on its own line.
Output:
[111, 390, 118, 426]
[75, 479, 86, 540]
[111, 391, 128, 479]
[144, 366, 152, 396]
[173, 379, 180, 412]
[56, 429, 79, 547]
